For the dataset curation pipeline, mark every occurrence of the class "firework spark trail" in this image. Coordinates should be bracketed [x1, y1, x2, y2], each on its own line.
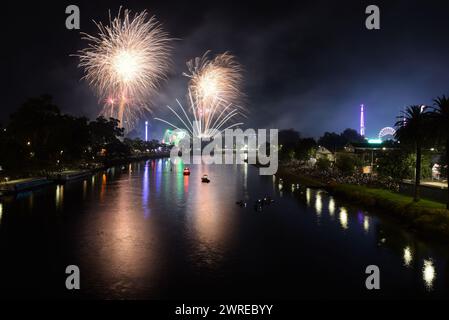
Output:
[183, 51, 244, 110]
[156, 51, 245, 139]
[76, 8, 172, 131]
[154, 90, 244, 139]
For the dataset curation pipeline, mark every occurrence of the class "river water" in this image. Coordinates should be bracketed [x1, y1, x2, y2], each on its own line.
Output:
[0, 159, 448, 299]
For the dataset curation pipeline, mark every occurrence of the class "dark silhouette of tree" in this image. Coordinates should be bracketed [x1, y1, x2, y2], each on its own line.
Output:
[340, 128, 365, 144]
[8, 95, 61, 165]
[88, 116, 124, 156]
[318, 128, 365, 152]
[295, 137, 317, 161]
[317, 132, 346, 152]
[278, 129, 300, 160]
[0, 96, 165, 177]
[395, 105, 432, 202]
[432, 95, 449, 208]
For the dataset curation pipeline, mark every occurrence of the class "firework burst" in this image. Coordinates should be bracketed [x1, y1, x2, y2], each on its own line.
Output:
[76, 8, 172, 130]
[155, 88, 244, 139]
[157, 51, 245, 139]
[183, 51, 244, 111]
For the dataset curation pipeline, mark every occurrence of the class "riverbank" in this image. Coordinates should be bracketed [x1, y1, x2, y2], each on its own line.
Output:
[0, 152, 170, 196]
[330, 184, 449, 240]
[276, 165, 449, 240]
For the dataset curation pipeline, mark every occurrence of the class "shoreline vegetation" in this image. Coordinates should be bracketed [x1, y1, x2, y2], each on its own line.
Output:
[277, 165, 449, 241]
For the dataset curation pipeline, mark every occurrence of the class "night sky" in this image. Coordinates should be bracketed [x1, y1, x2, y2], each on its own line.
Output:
[3, 0, 449, 140]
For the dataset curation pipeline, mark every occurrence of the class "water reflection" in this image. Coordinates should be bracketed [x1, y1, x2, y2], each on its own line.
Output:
[328, 197, 335, 217]
[1, 161, 449, 298]
[363, 216, 369, 233]
[142, 161, 150, 218]
[83, 180, 87, 200]
[100, 173, 107, 201]
[403, 246, 413, 267]
[423, 259, 436, 290]
[55, 185, 64, 209]
[315, 192, 322, 216]
[339, 207, 348, 230]
[105, 173, 149, 279]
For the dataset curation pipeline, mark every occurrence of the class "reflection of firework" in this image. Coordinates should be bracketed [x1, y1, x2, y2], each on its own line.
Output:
[158, 52, 245, 138]
[76, 8, 172, 130]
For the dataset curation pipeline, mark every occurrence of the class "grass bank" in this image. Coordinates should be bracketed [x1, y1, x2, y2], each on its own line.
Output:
[276, 167, 326, 188]
[329, 184, 449, 239]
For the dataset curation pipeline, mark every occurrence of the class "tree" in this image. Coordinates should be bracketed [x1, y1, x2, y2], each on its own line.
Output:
[395, 105, 432, 202]
[316, 157, 331, 171]
[341, 128, 365, 144]
[295, 137, 317, 161]
[377, 150, 414, 183]
[88, 116, 124, 156]
[318, 128, 365, 152]
[432, 96, 449, 209]
[336, 153, 361, 175]
[8, 95, 62, 165]
[278, 129, 300, 160]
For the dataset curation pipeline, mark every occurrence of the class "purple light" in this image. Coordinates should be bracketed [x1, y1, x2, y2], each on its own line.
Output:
[360, 104, 365, 136]
[145, 121, 148, 142]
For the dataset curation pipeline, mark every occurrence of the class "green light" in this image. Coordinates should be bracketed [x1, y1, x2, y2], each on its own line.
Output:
[368, 139, 382, 144]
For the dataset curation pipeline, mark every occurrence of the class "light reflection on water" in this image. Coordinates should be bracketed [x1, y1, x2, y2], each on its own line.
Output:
[284, 184, 444, 294]
[55, 185, 64, 209]
[363, 216, 370, 232]
[423, 259, 436, 290]
[403, 246, 413, 267]
[328, 197, 335, 217]
[315, 192, 322, 216]
[339, 207, 348, 230]
[0, 162, 447, 298]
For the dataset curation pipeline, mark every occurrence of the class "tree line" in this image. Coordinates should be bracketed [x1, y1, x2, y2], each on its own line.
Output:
[0, 95, 166, 178]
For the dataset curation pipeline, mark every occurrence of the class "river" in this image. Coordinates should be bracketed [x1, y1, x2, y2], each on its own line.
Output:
[0, 159, 447, 299]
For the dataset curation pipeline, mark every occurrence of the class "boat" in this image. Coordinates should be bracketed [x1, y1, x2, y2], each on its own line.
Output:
[236, 200, 247, 207]
[254, 199, 263, 211]
[201, 174, 210, 183]
[262, 196, 274, 205]
[183, 167, 191, 176]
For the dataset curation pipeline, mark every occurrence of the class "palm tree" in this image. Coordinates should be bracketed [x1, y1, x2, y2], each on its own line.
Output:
[432, 96, 449, 209]
[395, 105, 431, 202]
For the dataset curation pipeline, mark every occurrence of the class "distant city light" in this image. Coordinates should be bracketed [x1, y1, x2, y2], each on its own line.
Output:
[360, 104, 365, 136]
[145, 121, 149, 142]
[368, 139, 382, 144]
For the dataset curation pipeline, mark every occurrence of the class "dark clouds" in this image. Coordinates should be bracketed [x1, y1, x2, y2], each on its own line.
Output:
[3, 0, 449, 139]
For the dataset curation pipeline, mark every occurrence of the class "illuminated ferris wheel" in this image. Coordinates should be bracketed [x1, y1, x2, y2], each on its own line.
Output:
[378, 127, 396, 141]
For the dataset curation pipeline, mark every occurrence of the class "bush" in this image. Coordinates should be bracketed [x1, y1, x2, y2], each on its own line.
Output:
[377, 150, 414, 182]
[336, 154, 360, 175]
[316, 157, 331, 171]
